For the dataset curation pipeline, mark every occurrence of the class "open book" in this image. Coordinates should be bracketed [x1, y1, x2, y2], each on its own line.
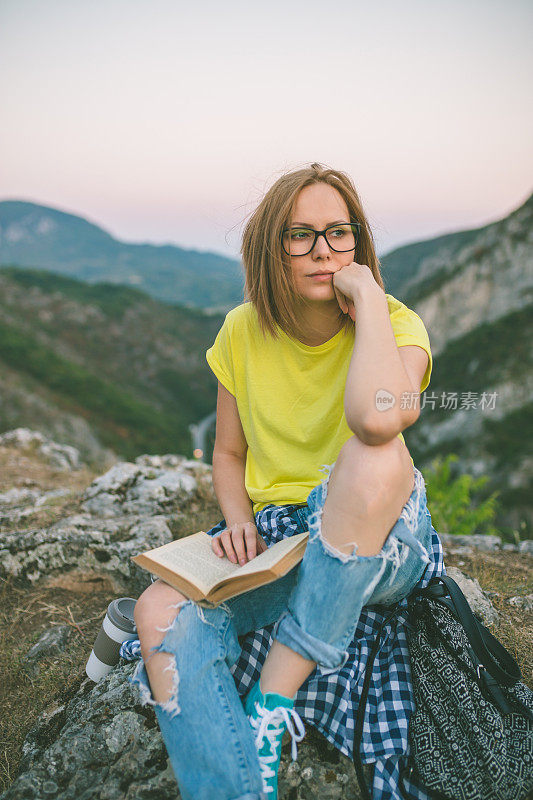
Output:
[131, 530, 309, 608]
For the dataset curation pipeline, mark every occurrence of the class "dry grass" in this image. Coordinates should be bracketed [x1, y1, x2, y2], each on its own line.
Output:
[0, 572, 119, 789]
[445, 550, 533, 687]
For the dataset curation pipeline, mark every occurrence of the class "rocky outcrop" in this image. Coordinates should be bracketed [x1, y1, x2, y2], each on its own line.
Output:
[0, 447, 212, 594]
[0, 561, 504, 800]
[0, 430, 529, 800]
[438, 532, 533, 554]
[0, 663, 369, 800]
[0, 428, 83, 471]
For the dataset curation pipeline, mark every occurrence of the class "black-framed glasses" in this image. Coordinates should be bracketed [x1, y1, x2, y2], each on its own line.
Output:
[281, 222, 361, 257]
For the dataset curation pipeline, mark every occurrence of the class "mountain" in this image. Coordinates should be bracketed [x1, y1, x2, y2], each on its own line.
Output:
[1, 191, 531, 535]
[379, 192, 533, 299]
[0, 200, 244, 310]
[0, 266, 222, 465]
[393, 191, 533, 537]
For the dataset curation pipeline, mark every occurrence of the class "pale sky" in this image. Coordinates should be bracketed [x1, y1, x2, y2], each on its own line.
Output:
[1, 0, 532, 258]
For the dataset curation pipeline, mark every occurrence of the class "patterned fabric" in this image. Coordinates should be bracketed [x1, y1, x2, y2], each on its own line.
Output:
[122, 502, 446, 800]
[405, 595, 533, 799]
[120, 638, 142, 660]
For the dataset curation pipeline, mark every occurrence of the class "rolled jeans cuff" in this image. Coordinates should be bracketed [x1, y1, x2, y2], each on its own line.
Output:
[272, 609, 350, 676]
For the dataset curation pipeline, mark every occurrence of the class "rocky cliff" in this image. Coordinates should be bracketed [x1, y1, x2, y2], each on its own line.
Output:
[386, 193, 533, 536]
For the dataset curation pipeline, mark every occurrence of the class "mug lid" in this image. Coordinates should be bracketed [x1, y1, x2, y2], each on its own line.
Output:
[107, 597, 137, 632]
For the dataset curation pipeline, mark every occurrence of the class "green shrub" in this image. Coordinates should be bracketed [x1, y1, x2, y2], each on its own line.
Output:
[424, 454, 500, 536]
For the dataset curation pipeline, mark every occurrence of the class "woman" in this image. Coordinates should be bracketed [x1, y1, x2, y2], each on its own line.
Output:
[131, 162, 446, 800]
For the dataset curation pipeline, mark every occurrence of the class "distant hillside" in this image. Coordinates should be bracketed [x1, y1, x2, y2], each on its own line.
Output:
[380, 191, 533, 298]
[0, 200, 243, 310]
[1, 191, 532, 535]
[397, 191, 533, 536]
[0, 267, 222, 464]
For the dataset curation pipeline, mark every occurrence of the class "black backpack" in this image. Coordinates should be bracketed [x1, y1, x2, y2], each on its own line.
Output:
[353, 575, 533, 800]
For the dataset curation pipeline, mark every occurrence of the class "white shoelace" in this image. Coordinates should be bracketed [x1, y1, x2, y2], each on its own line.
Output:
[248, 703, 306, 790]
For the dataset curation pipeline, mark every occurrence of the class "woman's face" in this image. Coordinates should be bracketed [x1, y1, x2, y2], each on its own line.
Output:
[286, 183, 354, 304]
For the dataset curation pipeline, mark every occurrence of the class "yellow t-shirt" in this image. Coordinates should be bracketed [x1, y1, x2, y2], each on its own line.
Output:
[206, 294, 432, 515]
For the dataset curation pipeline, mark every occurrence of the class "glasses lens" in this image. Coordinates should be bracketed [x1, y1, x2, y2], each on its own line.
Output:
[325, 224, 358, 252]
[282, 224, 359, 255]
[282, 227, 315, 256]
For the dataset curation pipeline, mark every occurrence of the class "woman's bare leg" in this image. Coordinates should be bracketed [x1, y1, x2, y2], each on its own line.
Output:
[134, 579, 190, 703]
[259, 434, 414, 696]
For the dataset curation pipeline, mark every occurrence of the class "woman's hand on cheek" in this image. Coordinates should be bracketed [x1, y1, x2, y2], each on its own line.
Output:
[333, 285, 356, 321]
[333, 262, 379, 320]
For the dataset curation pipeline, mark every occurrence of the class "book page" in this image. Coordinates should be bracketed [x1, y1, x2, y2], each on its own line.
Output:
[138, 530, 309, 594]
[148, 533, 240, 592]
[231, 531, 309, 579]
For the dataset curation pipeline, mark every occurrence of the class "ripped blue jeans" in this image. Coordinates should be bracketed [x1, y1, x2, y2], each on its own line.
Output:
[130, 464, 432, 800]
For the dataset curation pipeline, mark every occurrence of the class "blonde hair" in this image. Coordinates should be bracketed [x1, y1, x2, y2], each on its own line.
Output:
[240, 162, 384, 341]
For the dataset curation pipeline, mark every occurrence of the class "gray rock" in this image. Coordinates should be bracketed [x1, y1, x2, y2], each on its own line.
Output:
[0, 487, 71, 525]
[0, 487, 42, 507]
[25, 626, 72, 662]
[440, 534, 533, 557]
[24, 626, 73, 677]
[134, 454, 211, 474]
[0, 512, 173, 591]
[81, 462, 197, 517]
[439, 533, 502, 552]
[0, 429, 82, 470]
[0, 456, 215, 589]
[442, 545, 475, 556]
[507, 594, 533, 612]
[445, 566, 500, 626]
[0, 662, 366, 800]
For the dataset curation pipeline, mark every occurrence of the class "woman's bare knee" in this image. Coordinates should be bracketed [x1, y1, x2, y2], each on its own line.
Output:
[321, 436, 415, 556]
[135, 581, 189, 637]
[332, 435, 413, 510]
[134, 581, 190, 705]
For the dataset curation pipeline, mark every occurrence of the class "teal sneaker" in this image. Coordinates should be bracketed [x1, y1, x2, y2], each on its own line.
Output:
[244, 678, 306, 799]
